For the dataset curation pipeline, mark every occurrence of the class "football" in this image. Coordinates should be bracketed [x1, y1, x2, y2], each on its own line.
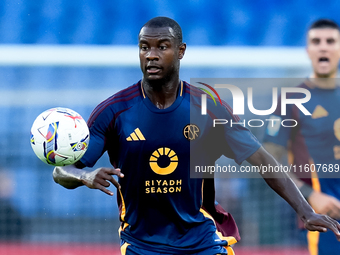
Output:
[30, 107, 90, 166]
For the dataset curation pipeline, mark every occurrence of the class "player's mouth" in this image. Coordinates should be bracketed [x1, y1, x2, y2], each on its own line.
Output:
[317, 57, 331, 69]
[318, 57, 330, 63]
[146, 65, 162, 74]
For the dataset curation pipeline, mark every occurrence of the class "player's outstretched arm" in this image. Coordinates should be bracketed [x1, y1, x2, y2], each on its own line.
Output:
[53, 164, 124, 196]
[246, 146, 340, 241]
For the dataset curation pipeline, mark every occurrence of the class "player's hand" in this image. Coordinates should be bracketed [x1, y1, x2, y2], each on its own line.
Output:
[81, 167, 124, 196]
[303, 212, 340, 241]
[308, 191, 340, 219]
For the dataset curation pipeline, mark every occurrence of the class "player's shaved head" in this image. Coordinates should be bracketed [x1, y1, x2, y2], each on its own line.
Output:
[140, 17, 183, 45]
[309, 19, 340, 31]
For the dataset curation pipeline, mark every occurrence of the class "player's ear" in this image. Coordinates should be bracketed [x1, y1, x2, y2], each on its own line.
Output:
[178, 43, 186, 60]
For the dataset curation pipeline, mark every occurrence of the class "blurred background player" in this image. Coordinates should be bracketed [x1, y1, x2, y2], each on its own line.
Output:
[264, 19, 340, 255]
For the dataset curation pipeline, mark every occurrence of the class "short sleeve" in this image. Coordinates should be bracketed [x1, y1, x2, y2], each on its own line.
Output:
[80, 106, 115, 167]
[212, 103, 262, 165]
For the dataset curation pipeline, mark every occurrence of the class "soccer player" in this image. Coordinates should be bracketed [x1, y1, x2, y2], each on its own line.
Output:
[264, 19, 340, 255]
[53, 17, 340, 255]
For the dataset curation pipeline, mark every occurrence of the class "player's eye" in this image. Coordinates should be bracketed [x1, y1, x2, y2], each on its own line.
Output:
[311, 38, 320, 45]
[327, 38, 335, 44]
[159, 45, 167, 50]
[140, 45, 148, 51]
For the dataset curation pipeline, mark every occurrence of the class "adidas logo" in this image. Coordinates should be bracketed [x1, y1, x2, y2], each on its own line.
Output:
[126, 128, 146, 141]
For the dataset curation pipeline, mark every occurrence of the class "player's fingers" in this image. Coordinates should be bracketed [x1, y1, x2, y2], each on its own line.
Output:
[332, 221, 340, 241]
[94, 168, 121, 189]
[105, 167, 124, 178]
[305, 215, 339, 234]
[106, 175, 121, 189]
[322, 217, 340, 237]
[306, 224, 327, 232]
[96, 185, 114, 196]
[95, 178, 111, 188]
[335, 223, 340, 241]
[81, 178, 112, 195]
[330, 219, 340, 234]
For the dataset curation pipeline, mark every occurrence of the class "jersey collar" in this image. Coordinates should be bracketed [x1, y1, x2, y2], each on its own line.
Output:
[140, 80, 183, 99]
[140, 80, 184, 113]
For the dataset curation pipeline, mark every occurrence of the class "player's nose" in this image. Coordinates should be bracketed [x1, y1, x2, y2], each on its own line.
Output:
[318, 40, 330, 51]
[146, 48, 159, 61]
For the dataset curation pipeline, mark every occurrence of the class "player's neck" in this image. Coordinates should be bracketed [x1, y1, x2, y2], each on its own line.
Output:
[142, 77, 180, 109]
[308, 72, 338, 89]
